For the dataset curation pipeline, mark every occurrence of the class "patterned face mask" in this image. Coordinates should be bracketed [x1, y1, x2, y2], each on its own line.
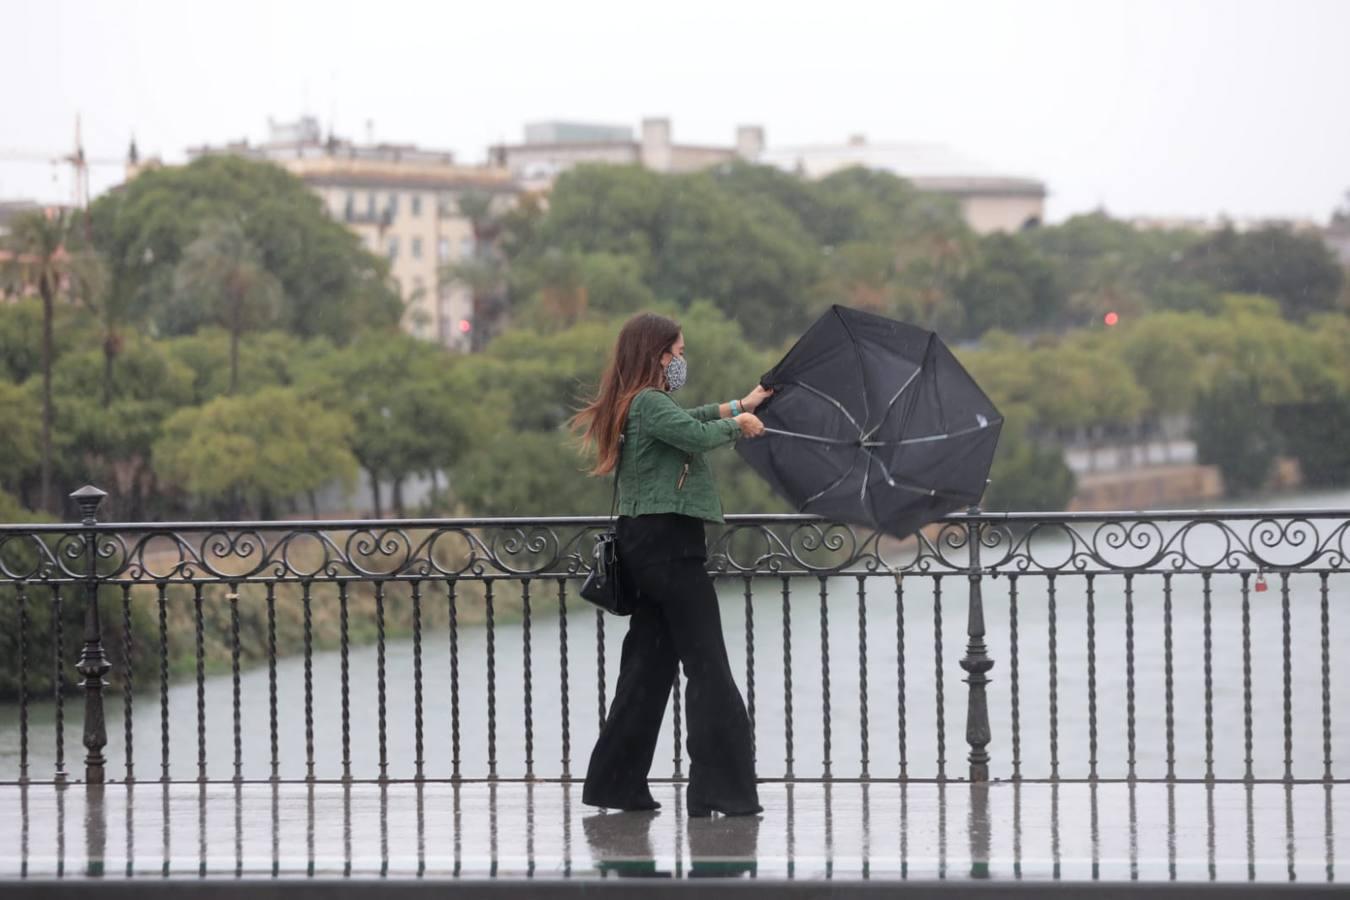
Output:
[664, 354, 688, 392]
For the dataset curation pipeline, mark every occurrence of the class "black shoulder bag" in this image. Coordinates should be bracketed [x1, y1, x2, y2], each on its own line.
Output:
[579, 434, 634, 616]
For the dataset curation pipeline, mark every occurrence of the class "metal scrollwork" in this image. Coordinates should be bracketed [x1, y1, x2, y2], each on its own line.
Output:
[0, 509, 1346, 587]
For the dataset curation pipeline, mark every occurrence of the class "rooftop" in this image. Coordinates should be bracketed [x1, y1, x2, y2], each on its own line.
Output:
[760, 137, 1044, 191]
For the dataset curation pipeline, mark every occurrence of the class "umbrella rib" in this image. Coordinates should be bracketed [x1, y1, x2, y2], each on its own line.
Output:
[861, 446, 975, 502]
[762, 427, 854, 445]
[765, 418, 1001, 447]
[780, 381, 865, 435]
[800, 454, 860, 509]
[860, 367, 923, 441]
[863, 418, 1002, 448]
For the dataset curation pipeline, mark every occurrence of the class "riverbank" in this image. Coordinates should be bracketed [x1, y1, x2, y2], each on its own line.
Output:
[0, 535, 516, 700]
[1068, 456, 1303, 512]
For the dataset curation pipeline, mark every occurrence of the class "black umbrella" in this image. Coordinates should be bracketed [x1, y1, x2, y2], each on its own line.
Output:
[737, 305, 1003, 539]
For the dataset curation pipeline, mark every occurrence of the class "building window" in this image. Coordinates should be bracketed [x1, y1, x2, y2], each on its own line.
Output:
[412, 237, 423, 259]
[411, 194, 422, 216]
[459, 237, 475, 259]
[366, 193, 377, 217]
[387, 193, 400, 218]
[387, 236, 399, 260]
[438, 237, 451, 261]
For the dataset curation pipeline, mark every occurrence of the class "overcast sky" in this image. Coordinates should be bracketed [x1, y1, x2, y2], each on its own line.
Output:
[4, 0, 1348, 223]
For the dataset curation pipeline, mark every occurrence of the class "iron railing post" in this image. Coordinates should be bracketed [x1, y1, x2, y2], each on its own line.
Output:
[72, 485, 111, 785]
[960, 507, 994, 782]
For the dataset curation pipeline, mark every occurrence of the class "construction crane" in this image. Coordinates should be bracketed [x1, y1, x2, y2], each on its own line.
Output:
[0, 117, 125, 209]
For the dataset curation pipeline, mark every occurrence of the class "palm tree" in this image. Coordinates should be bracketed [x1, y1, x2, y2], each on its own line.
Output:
[1, 209, 102, 513]
[171, 220, 281, 393]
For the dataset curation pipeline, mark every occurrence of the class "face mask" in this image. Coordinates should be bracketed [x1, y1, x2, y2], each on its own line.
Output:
[664, 354, 688, 392]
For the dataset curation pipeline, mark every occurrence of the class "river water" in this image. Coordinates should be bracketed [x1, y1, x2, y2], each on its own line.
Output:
[3, 487, 1347, 785]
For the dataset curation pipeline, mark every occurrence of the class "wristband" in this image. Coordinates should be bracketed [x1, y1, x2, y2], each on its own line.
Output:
[730, 399, 741, 416]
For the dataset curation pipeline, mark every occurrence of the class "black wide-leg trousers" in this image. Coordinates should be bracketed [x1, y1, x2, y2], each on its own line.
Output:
[582, 523, 759, 812]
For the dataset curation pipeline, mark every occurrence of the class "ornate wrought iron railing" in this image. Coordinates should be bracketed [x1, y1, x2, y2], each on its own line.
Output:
[1, 486, 1346, 787]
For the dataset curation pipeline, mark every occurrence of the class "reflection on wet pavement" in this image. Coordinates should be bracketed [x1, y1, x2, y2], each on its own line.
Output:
[0, 780, 1344, 883]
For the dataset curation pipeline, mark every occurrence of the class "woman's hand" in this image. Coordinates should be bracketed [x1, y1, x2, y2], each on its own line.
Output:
[735, 413, 765, 438]
[741, 384, 774, 413]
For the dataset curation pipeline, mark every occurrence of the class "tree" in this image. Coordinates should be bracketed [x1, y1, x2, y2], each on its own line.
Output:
[0, 380, 41, 499]
[0, 209, 103, 513]
[171, 220, 282, 393]
[88, 155, 402, 345]
[161, 328, 338, 405]
[0, 296, 84, 384]
[45, 335, 197, 520]
[953, 234, 1064, 337]
[306, 333, 484, 517]
[528, 165, 821, 344]
[1024, 212, 1205, 323]
[153, 386, 358, 519]
[981, 409, 1076, 512]
[1179, 226, 1344, 320]
[1193, 373, 1279, 495]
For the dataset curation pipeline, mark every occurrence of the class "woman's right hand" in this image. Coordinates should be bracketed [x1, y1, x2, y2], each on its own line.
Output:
[735, 413, 765, 438]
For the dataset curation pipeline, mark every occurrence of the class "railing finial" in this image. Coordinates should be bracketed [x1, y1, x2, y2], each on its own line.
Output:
[70, 485, 107, 527]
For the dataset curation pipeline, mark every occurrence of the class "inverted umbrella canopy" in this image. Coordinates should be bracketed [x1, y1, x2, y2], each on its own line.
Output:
[737, 305, 1003, 539]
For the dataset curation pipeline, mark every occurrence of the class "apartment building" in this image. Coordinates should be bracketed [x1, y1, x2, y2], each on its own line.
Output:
[188, 117, 516, 349]
[489, 118, 765, 191]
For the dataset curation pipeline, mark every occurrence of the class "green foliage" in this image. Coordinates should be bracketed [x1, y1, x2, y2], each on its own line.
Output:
[160, 329, 337, 404]
[0, 298, 87, 382]
[304, 332, 488, 515]
[1116, 312, 1215, 415]
[1275, 396, 1350, 488]
[1179, 226, 1344, 320]
[531, 165, 821, 343]
[1193, 373, 1279, 495]
[43, 334, 198, 514]
[88, 155, 402, 344]
[0, 380, 41, 492]
[153, 385, 359, 516]
[981, 413, 1077, 512]
[451, 429, 610, 517]
[168, 220, 281, 340]
[2, 159, 1348, 528]
[1025, 212, 1208, 321]
[954, 233, 1064, 337]
[809, 166, 966, 247]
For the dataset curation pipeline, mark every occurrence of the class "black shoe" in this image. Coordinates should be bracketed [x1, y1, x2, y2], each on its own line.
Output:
[582, 792, 661, 812]
[685, 791, 762, 818]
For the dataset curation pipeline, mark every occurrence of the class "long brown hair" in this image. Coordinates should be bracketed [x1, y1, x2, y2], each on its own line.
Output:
[570, 312, 681, 475]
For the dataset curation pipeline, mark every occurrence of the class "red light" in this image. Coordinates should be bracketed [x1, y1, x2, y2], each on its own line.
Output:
[458, 318, 472, 333]
[1104, 311, 1119, 326]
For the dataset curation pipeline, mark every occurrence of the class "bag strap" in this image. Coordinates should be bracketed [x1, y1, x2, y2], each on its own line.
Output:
[608, 433, 624, 522]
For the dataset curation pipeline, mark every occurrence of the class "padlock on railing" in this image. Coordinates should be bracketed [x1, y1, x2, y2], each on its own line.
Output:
[1254, 572, 1269, 593]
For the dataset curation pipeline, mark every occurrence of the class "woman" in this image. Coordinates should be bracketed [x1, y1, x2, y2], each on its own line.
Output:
[570, 312, 772, 817]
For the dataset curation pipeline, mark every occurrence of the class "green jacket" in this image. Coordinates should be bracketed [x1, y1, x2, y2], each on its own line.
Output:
[615, 388, 742, 523]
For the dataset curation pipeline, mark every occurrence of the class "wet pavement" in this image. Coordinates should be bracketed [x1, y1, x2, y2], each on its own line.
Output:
[0, 780, 1344, 886]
